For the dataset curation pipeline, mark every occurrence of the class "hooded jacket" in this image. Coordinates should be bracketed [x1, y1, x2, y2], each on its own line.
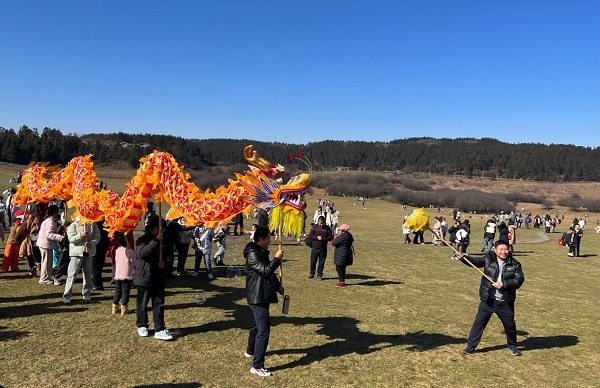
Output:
[244, 241, 281, 305]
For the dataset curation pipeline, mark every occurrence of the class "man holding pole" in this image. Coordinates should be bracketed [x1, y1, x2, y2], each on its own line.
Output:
[243, 226, 284, 377]
[134, 214, 172, 340]
[456, 240, 524, 356]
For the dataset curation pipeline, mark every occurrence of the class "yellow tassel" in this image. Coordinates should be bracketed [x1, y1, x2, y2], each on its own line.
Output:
[269, 206, 303, 237]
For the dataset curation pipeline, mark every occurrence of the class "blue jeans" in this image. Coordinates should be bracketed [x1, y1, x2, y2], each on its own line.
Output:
[194, 251, 212, 274]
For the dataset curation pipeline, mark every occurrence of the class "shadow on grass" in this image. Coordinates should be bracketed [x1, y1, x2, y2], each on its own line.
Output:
[477, 334, 579, 353]
[0, 292, 64, 304]
[0, 325, 29, 341]
[131, 384, 201, 388]
[0, 302, 88, 319]
[268, 316, 463, 371]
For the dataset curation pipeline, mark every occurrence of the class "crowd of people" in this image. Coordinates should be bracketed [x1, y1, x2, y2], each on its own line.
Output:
[1, 183, 594, 376]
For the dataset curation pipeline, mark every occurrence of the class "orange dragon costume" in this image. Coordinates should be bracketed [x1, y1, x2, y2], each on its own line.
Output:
[13, 145, 310, 237]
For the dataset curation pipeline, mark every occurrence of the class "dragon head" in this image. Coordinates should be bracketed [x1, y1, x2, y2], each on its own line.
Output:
[239, 145, 311, 213]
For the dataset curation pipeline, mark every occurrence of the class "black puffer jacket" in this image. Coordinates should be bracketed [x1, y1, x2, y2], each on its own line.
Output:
[332, 231, 354, 266]
[462, 252, 524, 304]
[244, 241, 281, 305]
[134, 232, 166, 287]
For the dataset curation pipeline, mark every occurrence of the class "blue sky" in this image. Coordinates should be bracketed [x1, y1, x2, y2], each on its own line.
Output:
[1, 1, 598, 147]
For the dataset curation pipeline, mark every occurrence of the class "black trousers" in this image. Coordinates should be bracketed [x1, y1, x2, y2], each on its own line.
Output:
[467, 298, 517, 348]
[176, 243, 190, 272]
[92, 254, 105, 289]
[136, 283, 166, 332]
[247, 303, 270, 369]
[336, 265, 347, 282]
[113, 279, 132, 306]
[309, 248, 327, 277]
[53, 250, 70, 279]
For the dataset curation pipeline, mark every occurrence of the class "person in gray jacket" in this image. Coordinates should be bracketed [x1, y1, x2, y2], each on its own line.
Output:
[63, 218, 100, 304]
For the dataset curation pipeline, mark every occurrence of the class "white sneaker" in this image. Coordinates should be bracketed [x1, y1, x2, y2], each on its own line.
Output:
[250, 367, 272, 377]
[138, 327, 149, 337]
[207, 273, 214, 280]
[54, 278, 63, 285]
[244, 352, 253, 358]
[154, 329, 174, 341]
[63, 298, 71, 304]
[191, 272, 199, 277]
[567, 253, 574, 257]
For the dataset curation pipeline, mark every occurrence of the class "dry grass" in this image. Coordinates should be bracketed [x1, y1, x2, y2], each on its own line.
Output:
[0, 164, 599, 387]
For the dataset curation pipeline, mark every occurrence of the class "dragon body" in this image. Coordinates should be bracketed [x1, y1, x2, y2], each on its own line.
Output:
[14, 145, 310, 236]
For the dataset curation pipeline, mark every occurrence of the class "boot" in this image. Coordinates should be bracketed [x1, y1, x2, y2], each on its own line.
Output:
[112, 303, 120, 315]
[30, 266, 37, 278]
[120, 305, 128, 316]
[36, 263, 41, 276]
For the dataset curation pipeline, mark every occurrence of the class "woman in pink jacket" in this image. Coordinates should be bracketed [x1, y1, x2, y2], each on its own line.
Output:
[37, 205, 64, 284]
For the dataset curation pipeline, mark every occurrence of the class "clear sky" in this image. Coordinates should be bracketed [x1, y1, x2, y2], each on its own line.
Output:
[1, 1, 598, 147]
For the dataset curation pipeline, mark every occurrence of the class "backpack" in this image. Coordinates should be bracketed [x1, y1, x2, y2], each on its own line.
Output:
[304, 235, 312, 247]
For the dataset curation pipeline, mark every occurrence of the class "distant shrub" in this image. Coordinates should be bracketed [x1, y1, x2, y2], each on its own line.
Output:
[557, 195, 600, 212]
[397, 177, 432, 191]
[314, 173, 396, 198]
[504, 191, 546, 204]
[388, 188, 515, 214]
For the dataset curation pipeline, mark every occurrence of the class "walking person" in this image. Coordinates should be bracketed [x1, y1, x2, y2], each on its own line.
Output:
[134, 215, 173, 340]
[63, 218, 100, 303]
[243, 226, 284, 377]
[308, 216, 333, 280]
[0, 210, 28, 272]
[331, 224, 354, 287]
[457, 240, 525, 356]
[192, 223, 215, 279]
[37, 205, 65, 285]
[481, 218, 497, 252]
[568, 224, 583, 257]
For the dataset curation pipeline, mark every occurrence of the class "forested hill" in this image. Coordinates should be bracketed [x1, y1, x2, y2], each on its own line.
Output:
[1, 126, 598, 181]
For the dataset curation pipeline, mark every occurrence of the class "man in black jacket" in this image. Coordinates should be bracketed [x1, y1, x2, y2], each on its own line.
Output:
[134, 215, 173, 341]
[244, 226, 283, 377]
[457, 239, 525, 356]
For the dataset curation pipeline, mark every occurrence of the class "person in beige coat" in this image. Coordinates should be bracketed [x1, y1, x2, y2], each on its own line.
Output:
[63, 218, 100, 303]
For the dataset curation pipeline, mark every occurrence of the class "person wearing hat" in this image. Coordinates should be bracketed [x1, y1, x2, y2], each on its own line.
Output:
[456, 239, 525, 356]
[134, 214, 173, 340]
[1, 210, 28, 272]
[331, 224, 354, 287]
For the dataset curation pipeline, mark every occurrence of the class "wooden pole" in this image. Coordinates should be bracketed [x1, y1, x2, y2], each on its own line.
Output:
[158, 201, 164, 268]
[429, 227, 494, 283]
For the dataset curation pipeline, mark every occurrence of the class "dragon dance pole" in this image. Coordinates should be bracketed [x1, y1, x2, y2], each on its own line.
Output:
[158, 201, 164, 268]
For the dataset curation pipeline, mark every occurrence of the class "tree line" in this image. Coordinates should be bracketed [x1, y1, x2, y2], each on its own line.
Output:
[1, 126, 598, 181]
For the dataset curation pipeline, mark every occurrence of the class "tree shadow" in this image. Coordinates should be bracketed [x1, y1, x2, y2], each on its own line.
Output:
[0, 325, 29, 341]
[0, 292, 64, 304]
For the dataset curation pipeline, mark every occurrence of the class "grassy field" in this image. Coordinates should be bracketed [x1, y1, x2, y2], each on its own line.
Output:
[0, 163, 599, 387]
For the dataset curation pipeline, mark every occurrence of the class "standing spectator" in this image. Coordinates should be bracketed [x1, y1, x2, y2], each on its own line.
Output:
[448, 221, 461, 252]
[162, 218, 181, 277]
[3, 188, 16, 226]
[326, 208, 339, 235]
[568, 224, 583, 257]
[91, 220, 110, 291]
[457, 240, 525, 356]
[507, 222, 517, 253]
[52, 218, 70, 284]
[213, 223, 227, 266]
[308, 216, 333, 280]
[112, 232, 136, 316]
[63, 219, 100, 303]
[134, 215, 173, 340]
[497, 222, 510, 244]
[312, 206, 325, 225]
[176, 218, 194, 275]
[192, 223, 215, 279]
[233, 212, 244, 236]
[37, 205, 64, 285]
[431, 217, 442, 246]
[243, 226, 283, 377]
[402, 217, 412, 244]
[440, 217, 448, 240]
[1, 210, 28, 272]
[455, 221, 470, 257]
[331, 224, 354, 287]
[257, 208, 269, 229]
[0, 195, 6, 230]
[481, 218, 497, 252]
